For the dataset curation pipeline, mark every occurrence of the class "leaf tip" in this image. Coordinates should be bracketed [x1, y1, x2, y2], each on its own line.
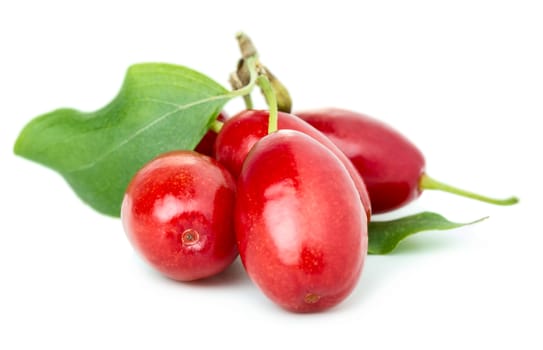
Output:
[469, 216, 489, 225]
[13, 126, 28, 157]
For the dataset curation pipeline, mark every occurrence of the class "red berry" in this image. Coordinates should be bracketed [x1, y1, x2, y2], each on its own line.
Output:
[296, 108, 425, 213]
[235, 130, 367, 312]
[297, 108, 518, 212]
[121, 151, 237, 281]
[215, 109, 371, 220]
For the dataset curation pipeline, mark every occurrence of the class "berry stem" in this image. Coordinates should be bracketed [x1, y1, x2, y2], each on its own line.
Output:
[419, 173, 519, 205]
[209, 119, 224, 133]
[256, 74, 278, 134]
[227, 56, 258, 99]
[243, 95, 254, 110]
[229, 71, 254, 109]
[229, 32, 280, 133]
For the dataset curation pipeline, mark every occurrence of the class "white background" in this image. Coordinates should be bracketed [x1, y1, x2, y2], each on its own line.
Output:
[1, 1, 542, 349]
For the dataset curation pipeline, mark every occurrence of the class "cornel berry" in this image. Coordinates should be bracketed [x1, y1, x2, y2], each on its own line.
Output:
[235, 130, 367, 312]
[296, 108, 519, 213]
[121, 151, 237, 281]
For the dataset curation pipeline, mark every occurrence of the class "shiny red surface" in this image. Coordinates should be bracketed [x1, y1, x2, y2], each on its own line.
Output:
[121, 151, 237, 281]
[235, 130, 367, 312]
[215, 110, 371, 220]
[296, 108, 426, 213]
[194, 111, 228, 157]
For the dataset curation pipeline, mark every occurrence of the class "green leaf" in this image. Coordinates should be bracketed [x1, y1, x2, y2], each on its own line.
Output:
[14, 63, 231, 217]
[368, 212, 487, 254]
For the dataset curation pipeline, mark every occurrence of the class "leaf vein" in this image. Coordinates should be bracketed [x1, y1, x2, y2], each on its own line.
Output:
[66, 93, 230, 173]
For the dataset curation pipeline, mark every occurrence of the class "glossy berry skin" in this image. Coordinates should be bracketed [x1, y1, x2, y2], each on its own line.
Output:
[121, 151, 237, 281]
[194, 111, 228, 157]
[215, 110, 371, 220]
[296, 108, 426, 214]
[236, 130, 367, 312]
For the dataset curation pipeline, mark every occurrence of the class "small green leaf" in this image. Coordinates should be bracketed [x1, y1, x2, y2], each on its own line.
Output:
[14, 63, 231, 217]
[368, 212, 487, 254]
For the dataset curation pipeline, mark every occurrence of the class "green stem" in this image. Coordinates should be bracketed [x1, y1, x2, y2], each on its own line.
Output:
[256, 75, 278, 134]
[227, 56, 258, 99]
[209, 119, 224, 133]
[243, 94, 254, 110]
[420, 173, 519, 206]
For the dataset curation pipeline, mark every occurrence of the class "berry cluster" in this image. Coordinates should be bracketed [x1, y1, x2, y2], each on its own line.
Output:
[121, 106, 516, 313]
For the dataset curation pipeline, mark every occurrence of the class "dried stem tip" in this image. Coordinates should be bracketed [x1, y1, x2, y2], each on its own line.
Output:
[236, 32, 258, 59]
